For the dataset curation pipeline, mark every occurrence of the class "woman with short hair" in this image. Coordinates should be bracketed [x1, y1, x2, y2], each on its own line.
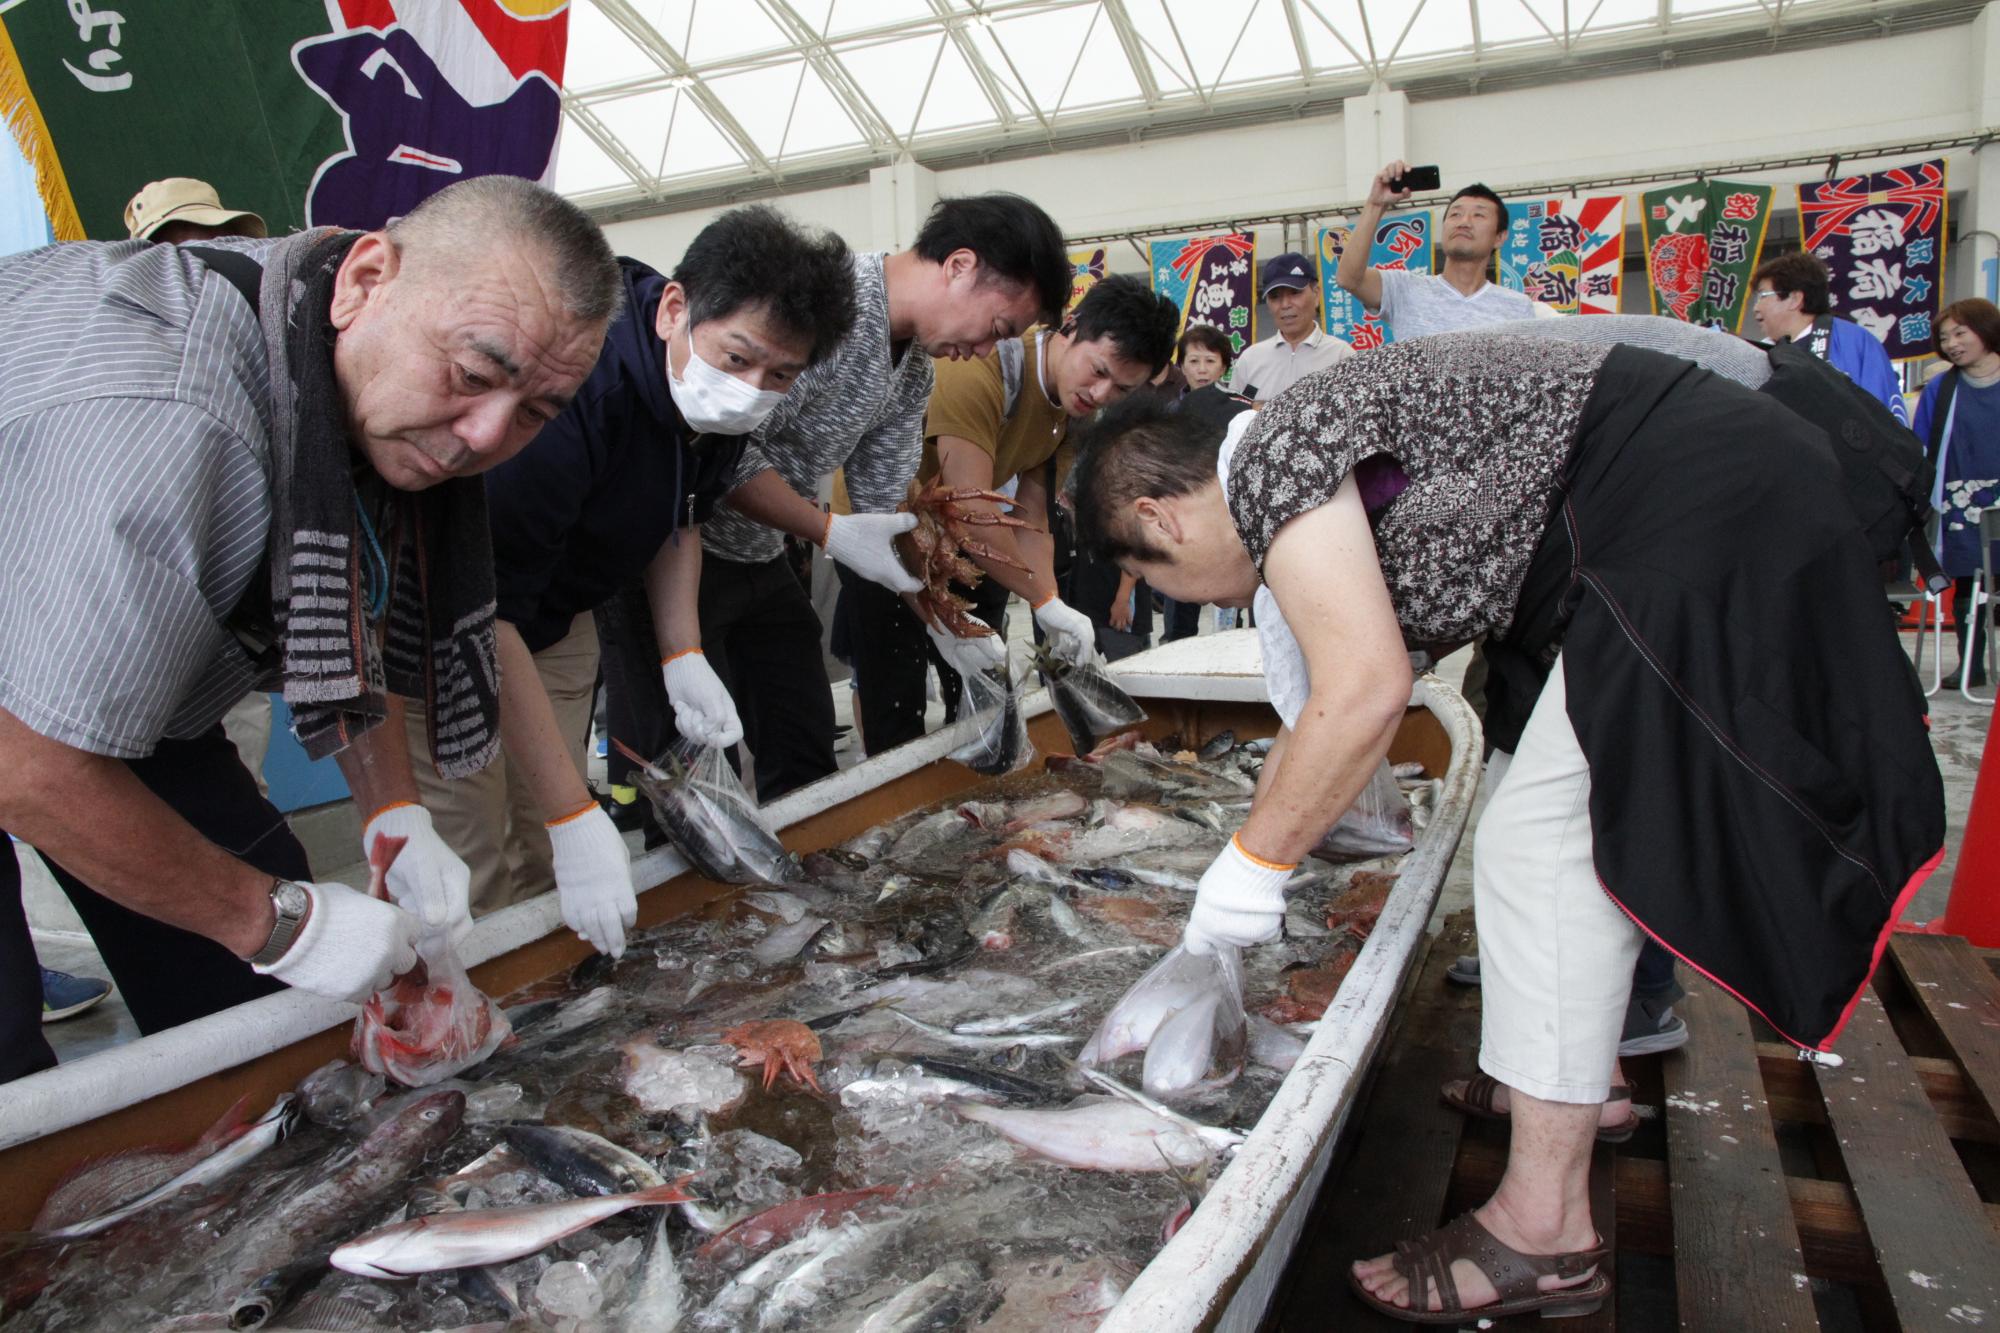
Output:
[1072, 332, 1944, 1324]
[1914, 296, 2000, 686]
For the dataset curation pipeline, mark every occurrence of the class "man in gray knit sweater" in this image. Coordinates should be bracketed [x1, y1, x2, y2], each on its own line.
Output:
[693, 194, 1072, 798]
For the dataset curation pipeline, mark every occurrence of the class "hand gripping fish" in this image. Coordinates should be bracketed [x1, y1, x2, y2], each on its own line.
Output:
[351, 833, 511, 1087]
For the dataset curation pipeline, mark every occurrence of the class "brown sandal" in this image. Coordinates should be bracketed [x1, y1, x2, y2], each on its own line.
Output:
[1441, 1072, 1639, 1144]
[1348, 1211, 1610, 1324]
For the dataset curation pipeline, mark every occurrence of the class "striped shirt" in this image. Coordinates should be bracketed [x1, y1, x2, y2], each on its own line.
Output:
[701, 252, 934, 563]
[0, 238, 278, 757]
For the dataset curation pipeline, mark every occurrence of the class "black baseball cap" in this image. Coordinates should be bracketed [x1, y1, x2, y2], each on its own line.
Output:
[1261, 251, 1315, 294]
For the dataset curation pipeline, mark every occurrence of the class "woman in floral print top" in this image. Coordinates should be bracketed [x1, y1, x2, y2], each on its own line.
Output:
[1072, 331, 1943, 1324]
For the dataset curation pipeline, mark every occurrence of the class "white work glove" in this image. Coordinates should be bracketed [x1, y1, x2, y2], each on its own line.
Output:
[256, 880, 420, 1005]
[1032, 595, 1099, 669]
[362, 803, 473, 950]
[547, 805, 636, 958]
[926, 621, 1008, 677]
[1184, 834, 1295, 955]
[824, 511, 921, 594]
[661, 649, 745, 748]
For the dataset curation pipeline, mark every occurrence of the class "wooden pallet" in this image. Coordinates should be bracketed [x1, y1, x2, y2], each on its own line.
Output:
[1265, 914, 2000, 1330]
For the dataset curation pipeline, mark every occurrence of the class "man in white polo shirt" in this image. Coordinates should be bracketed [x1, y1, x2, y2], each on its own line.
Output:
[1229, 252, 1353, 401]
[1339, 162, 1534, 338]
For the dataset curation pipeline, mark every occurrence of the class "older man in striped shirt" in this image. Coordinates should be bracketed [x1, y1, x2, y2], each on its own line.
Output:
[0, 176, 618, 1081]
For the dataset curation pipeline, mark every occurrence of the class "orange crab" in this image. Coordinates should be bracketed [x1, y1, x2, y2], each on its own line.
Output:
[720, 1019, 823, 1094]
[895, 480, 1041, 639]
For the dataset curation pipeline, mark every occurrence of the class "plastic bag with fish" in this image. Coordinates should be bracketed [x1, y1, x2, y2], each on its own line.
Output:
[1079, 943, 1246, 1095]
[352, 835, 511, 1088]
[947, 658, 1033, 777]
[1033, 644, 1147, 755]
[618, 736, 800, 884]
[1313, 759, 1415, 861]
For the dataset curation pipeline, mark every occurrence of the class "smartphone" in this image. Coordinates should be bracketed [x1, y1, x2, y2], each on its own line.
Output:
[1389, 164, 1441, 193]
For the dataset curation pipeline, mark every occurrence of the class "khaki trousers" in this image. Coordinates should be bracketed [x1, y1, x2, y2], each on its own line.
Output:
[404, 614, 599, 915]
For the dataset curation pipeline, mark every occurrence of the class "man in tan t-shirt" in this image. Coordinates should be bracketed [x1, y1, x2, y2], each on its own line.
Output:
[837, 274, 1179, 754]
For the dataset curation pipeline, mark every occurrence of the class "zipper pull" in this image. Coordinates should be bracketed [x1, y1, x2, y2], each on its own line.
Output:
[686, 494, 696, 528]
[1796, 1046, 1845, 1069]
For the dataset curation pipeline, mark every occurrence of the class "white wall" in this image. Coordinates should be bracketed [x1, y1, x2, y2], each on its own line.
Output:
[602, 13, 2000, 309]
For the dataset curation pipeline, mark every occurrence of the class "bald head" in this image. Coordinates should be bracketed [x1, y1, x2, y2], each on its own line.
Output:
[386, 175, 623, 325]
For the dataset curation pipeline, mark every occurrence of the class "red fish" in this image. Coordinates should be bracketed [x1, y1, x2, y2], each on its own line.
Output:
[32, 1094, 258, 1231]
[351, 835, 511, 1086]
[694, 1184, 906, 1266]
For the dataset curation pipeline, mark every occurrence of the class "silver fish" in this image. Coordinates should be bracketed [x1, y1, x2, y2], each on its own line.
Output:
[887, 1009, 1079, 1050]
[608, 1213, 684, 1333]
[952, 997, 1085, 1035]
[40, 1095, 299, 1241]
[855, 1260, 991, 1332]
[330, 1178, 692, 1278]
[1044, 893, 1096, 943]
[760, 1219, 904, 1329]
[703, 1223, 849, 1322]
[952, 1098, 1217, 1172]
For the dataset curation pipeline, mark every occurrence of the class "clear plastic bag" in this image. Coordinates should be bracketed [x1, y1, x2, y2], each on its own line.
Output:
[352, 933, 512, 1088]
[948, 658, 1033, 777]
[1079, 943, 1247, 1095]
[1314, 759, 1415, 861]
[621, 737, 799, 884]
[1035, 646, 1148, 755]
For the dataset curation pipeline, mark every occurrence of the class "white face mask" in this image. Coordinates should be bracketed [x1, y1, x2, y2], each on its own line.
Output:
[666, 321, 787, 434]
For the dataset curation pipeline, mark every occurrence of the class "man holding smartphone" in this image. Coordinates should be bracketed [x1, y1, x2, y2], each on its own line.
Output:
[1338, 160, 1534, 338]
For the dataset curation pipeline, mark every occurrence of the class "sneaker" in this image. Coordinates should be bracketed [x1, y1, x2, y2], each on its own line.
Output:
[1618, 997, 1691, 1056]
[41, 968, 111, 1023]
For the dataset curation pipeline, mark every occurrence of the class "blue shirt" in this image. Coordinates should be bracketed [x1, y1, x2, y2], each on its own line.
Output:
[485, 257, 745, 653]
[1816, 317, 1910, 427]
[1914, 370, 2000, 577]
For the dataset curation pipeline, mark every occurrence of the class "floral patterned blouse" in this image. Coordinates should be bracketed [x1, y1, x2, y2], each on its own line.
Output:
[1226, 333, 1611, 652]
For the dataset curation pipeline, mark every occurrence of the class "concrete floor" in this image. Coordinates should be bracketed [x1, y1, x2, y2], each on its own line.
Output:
[20, 617, 1990, 1067]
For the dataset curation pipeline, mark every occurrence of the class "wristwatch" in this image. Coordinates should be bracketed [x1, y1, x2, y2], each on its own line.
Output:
[250, 879, 311, 967]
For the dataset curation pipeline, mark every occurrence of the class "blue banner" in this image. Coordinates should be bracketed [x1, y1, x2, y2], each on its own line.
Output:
[1317, 210, 1430, 349]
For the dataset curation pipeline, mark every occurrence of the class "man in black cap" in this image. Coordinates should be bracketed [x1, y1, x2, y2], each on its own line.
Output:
[1229, 250, 1353, 402]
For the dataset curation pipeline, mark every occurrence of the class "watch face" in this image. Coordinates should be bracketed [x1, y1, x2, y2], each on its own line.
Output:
[272, 881, 308, 919]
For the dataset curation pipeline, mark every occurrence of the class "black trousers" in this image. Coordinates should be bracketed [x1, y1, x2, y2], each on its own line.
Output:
[597, 556, 838, 804]
[1160, 598, 1202, 642]
[1, 725, 298, 1083]
[699, 553, 837, 801]
[838, 564, 1008, 756]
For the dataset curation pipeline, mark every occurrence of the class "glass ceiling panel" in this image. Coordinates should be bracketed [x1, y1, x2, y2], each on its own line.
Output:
[836, 34, 946, 138]
[634, 0, 695, 51]
[986, 7, 1100, 113]
[779, 63, 873, 155]
[1297, 0, 1373, 71]
[1577, 0, 1661, 33]
[1671, 0, 1767, 14]
[1215, 0, 1306, 86]
[1390, 0, 1478, 60]
[826, 0, 940, 38]
[592, 86, 680, 176]
[553, 117, 635, 195]
[1117, 0, 1198, 94]
[568, 0, 660, 90]
[1477, 0, 1560, 46]
[1058, 10, 1147, 110]
[684, 0, 790, 65]
[1163, 0, 1253, 88]
[705, 63, 812, 154]
[912, 35, 999, 135]
[661, 95, 748, 176]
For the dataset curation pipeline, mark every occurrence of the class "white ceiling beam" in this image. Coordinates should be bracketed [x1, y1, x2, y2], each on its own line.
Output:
[930, 0, 1027, 129]
[1279, 0, 1315, 78]
[1102, 0, 1166, 106]
[591, 0, 777, 178]
[1161, 0, 1215, 108]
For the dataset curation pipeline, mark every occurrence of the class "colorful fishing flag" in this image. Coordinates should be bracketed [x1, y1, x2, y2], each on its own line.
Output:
[0, 0, 568, 241]
[1497, 196, 1625, 315]
[1640, 180, 1774, 333]
[1797, 158, 1948, 360]
[1150, 232, 1256, 354]
[1068, 246, 1106, 312]
[1316, 210, 1431, 350]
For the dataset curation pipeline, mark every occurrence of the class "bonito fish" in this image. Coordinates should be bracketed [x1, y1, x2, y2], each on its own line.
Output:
[330, 1178, 693, 1278]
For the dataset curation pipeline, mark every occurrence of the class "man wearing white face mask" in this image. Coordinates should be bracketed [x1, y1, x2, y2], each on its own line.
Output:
[402, 206, 858, 957]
